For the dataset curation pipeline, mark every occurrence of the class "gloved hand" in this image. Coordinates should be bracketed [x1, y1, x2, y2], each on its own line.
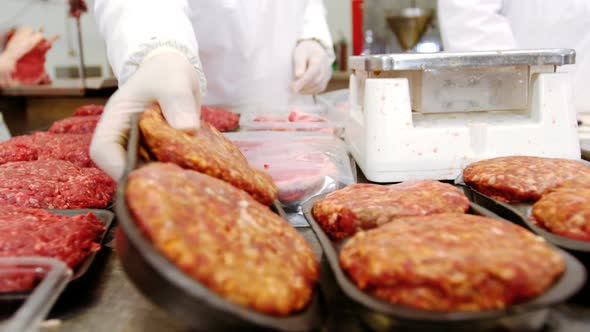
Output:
[291, 39, 332, 95]
[90, 48, 202, 181]
[0, 54, 14, 87]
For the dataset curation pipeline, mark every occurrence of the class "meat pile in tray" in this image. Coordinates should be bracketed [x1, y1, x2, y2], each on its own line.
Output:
[125, 104, 321, 316]
[311, 180, 565, 312]
[0, 104, 113, 291]
[464, 156, 590, 242]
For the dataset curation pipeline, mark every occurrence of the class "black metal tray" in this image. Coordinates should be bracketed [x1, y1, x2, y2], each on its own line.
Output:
[302, 194, 586, 332]
[114, 115, 323, 331]
[455, 175, 590, 254]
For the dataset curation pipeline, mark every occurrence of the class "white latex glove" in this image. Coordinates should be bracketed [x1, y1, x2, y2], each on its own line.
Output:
[90, 48, 202, 181]
[291, 40, 332, 94]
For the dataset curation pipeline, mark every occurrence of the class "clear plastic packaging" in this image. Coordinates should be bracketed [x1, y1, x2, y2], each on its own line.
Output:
[237, 104, 346, 136]
[0, 257, 72, 332]
[226, 131, 356, 211]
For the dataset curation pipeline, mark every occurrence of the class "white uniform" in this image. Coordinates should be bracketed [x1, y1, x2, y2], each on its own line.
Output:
[94, 0, 334, 106]
[438, 0, 590, 113]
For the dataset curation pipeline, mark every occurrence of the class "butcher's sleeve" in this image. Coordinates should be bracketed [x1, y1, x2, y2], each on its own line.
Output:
[94, 0, 206, 94]
[299, 0, 335, 62]
[437, 0, 518, 51]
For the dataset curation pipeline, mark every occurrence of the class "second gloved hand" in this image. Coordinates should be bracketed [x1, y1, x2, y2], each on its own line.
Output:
[90, 48, 202, 181]
[291, 40, 332, 95]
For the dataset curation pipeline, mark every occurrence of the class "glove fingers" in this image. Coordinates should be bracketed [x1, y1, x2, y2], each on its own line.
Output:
[158, 89, 200, 131]
[90, 94, 143, 181]
[291, 59, 321, 93]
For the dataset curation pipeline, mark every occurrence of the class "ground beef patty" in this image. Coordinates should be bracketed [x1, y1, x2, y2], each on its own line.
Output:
[532, 188, 590, 242]
[73, 104, 104, 117]
[139, 104, 277, 205]
[126, 163, 318, 315]
[0, 160, 115, 209]
[312, 181, 470, 239]
[0, 132, 94, 167]
[463, 156, 590, 203]
[48, 115, 99, 134]
[0, 205, 104, 292]
[340, 213, 565, 312]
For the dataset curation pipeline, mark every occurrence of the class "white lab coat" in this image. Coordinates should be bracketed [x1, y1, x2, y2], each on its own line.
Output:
[438, 0, 590, 113]
[94, 0, 334, 106]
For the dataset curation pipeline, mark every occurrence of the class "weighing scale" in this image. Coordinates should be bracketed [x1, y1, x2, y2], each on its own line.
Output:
[346, 49, 580, 182]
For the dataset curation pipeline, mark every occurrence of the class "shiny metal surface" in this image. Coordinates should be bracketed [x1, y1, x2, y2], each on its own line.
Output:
[350, 49, 576, 71]
[385, 7, 434, 51]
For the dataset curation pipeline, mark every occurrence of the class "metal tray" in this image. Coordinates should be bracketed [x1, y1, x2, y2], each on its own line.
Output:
[48, 209, 114, 281]
[455, 176, 590, 254]
[350, 49, 575, 71]
[113, 114, 323, 331]
[302, 194, 586, 332]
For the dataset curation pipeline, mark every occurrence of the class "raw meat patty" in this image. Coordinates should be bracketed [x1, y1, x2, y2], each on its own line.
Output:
[0, 132, 94, 167]
[48, 115, 100, 134]
[139, 104, 277, 205]
[8, 33, 54, 86]
[0, 205, 104, 291]
[312, 181, 470, 239]
[126, 163, 318, 315]
[73, 104, 104, 117]
[0, 160, 115, 209]
[532, 188, 590, 242]
[543, 173, 590, 194]
[340, 213, 565, 312]
[463, 156, 590, 203]
[201, 105, 240, 132]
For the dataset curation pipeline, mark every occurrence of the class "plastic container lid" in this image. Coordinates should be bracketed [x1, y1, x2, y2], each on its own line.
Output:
[0, 257, 72, 332]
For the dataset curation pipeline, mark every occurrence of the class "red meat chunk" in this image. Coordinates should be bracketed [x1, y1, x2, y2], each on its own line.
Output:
[0, 205, 104, 292]
[8, 34, 55, 86]
[0, 160, 115, 209]
[0, 132, 94, 167]
[73, 104, 104, 117]
[48, 115, 100, 134]
[201, 105, 240, 132]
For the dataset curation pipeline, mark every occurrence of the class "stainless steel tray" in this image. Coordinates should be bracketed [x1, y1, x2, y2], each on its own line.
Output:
[350, 49, 575, 71]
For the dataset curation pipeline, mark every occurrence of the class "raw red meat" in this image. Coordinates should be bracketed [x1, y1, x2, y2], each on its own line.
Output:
[7, 33, 55, 86]
[200, 105, 240, 132]
[288, 109, 328, 122]
[140, 104, 278, 206]
[464, 156, 590, 203]
[127, 163, 318, 315]
[0, 132, 94, 167]
[48, 115, 99, 134]
[68, 0, 88, 18]
[340, 213, 564, 311]
[313, 181, 470, 239]
[0, 205, 104, 292]
[73, 104, 104, 117]
[0, 160, 115, 209]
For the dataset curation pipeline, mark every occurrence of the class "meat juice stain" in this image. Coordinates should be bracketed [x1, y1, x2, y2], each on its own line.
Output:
[433, 148, 438, 153]
[264, 164, 269, 169]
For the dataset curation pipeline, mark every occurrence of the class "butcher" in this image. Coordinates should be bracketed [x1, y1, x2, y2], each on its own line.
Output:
[90, 0, 335, 181]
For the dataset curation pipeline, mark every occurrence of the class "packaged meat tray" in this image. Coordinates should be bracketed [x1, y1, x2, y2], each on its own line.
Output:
[0, 257, 71, 332]
[237, 104, 345, 136]
[226, 131, 356, 210]
[457, 163, 590, 255]
[113, 114, 323, 332]
[302, 194, 586, 332]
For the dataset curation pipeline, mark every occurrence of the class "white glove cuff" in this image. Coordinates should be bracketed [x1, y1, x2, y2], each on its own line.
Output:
[125, 38, 207, 98]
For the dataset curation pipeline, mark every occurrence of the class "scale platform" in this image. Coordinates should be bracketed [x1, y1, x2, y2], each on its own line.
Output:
[346, 49, 580, 182]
